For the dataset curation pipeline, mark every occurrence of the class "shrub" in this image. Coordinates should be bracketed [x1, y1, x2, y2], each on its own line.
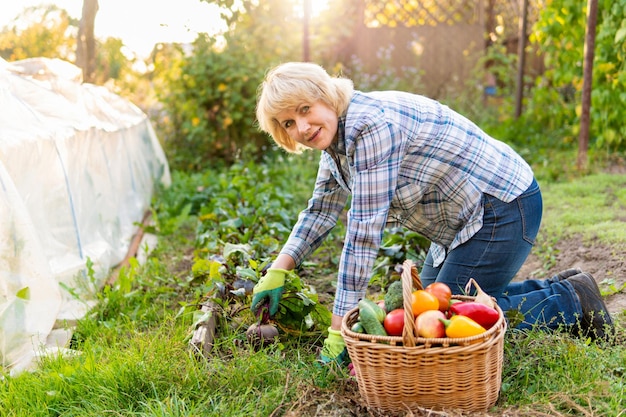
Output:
[156, 36, 274, 171]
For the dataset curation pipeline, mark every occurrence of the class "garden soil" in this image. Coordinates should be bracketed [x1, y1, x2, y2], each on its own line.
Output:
[514, 236, 626, 315]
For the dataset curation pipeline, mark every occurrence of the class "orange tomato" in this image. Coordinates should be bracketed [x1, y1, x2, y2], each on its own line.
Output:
[425, 282, 452, 312]
[411, 290, 439, 317]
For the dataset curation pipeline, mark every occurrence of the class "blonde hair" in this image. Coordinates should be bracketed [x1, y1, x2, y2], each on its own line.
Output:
[256, 62, 354, 153]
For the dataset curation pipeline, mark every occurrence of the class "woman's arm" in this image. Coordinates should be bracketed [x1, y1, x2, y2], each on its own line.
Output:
[270, 253, 295, 270]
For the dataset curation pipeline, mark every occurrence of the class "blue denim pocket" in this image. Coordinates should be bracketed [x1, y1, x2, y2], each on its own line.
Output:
[516, 179, 543, 245]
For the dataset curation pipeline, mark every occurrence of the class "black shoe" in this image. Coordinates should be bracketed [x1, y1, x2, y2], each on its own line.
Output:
[553, 268, 583, 281]
[568, 272, 614, 341]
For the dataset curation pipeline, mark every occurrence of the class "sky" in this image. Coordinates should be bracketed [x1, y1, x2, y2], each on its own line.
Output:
[2, 1, 330, 58]
[1, 0, 226, 57]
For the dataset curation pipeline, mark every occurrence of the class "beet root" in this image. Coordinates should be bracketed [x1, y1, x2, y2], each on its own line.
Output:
[246, 323, 279, 349]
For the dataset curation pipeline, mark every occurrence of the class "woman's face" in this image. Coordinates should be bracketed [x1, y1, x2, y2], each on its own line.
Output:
[275, 100, 338, 151]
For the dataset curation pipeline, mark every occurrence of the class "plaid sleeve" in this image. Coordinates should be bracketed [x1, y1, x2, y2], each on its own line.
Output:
[279, 156, 350, 267]
[333, 116, 404, 317]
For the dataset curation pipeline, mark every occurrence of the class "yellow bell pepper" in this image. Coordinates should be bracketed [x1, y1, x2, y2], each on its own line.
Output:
[440, 315, 487, 338]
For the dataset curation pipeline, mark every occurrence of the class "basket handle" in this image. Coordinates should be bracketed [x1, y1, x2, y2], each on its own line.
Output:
[401, 259, 422, 347]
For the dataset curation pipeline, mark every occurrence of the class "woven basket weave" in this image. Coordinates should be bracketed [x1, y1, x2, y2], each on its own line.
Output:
[341, 259, 506, 413]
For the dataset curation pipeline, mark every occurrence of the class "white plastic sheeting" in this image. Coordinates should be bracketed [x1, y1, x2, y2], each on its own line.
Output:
[0, 57, 171, 374]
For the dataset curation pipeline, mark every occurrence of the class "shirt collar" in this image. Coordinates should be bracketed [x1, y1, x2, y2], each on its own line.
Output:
[329, 114, 347, 156]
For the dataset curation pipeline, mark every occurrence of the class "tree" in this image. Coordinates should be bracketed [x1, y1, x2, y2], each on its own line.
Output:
[76, 0, 99, 83]
[577, 0, 598, 172]
[531, 0, 626, 153]
[0, 5, 77, 61]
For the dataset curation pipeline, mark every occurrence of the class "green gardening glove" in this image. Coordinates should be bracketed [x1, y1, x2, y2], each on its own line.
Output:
[319, 328, 349, 366]
[251, 268, 289, 317]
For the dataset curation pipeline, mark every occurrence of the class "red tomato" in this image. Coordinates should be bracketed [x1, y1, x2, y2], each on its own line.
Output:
[425, 282, 452, 312]
[383, 308, 405, 336]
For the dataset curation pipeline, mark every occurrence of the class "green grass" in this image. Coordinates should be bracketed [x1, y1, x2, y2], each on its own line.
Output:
[540, 173, 626, 245]
[501, 331, 626, 415]
[1, 159, 625, 417]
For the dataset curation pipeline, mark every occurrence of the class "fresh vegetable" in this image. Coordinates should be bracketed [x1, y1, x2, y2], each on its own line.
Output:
[425, 282, 452, 312]
[449, 301, 500, 329]
[358, 298, 388, 336]
[246, 323, 279, 348]
[440, 315, 486, 338]
[464, 278, 496, 309]
[415, 309, 446, 338]
[383, 308, 405, 336]
[361, 298, 386, 322]
[411, 290, 439, 317]
[351, 321, 365, 333]
[384, 280, 404, 312]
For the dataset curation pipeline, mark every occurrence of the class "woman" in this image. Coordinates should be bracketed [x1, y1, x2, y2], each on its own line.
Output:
[250, 62, 613, 363]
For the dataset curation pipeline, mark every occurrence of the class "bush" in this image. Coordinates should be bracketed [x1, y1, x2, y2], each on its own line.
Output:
[156, 36, 274, 171]
[530, 0, 626, 150]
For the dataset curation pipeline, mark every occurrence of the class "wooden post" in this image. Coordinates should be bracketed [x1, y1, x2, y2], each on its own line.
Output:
[514, 0, 528, 118]
[578, 0, 599, 172]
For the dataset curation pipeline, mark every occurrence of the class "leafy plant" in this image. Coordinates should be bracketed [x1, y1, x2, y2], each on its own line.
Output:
[530, 0, 626, 150]
[272, 270, 332, 334]
[155, 36, 273, 171]
[370, 227, 429, 290]
[2, 156, 625, 416]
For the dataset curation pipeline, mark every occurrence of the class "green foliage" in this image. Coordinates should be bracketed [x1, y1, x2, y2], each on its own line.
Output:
[274, 270, 332, 333]
[442, 43, 517, 122]
[501, 331, 625, 413]
[370, 227, 429, 289]
[0, 4, 152, 115]
[0, 5, 77, 61]
[152, 156, 330, 334]
[2, 158, 626, 416]
[591, 0, 626, 148]
[95, 37, 150, 107]
[451, 0, 626, 171]
[155, 36, 272, 171]
[189, 159, 312, 256]
[156, 0, 313, 172]
[530, 0, 626, 150]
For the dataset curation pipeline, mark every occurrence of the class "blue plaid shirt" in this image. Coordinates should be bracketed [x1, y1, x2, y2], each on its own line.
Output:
[280, 91, 534, 317]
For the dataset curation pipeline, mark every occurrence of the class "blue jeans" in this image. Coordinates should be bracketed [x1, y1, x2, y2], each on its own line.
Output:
[420, 179, 582, 330]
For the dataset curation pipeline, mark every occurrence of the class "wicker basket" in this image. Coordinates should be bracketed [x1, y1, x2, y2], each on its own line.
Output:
[341, 259, 506, 413]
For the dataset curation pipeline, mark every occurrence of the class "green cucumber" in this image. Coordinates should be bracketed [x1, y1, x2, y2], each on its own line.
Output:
[351, 322, 365, 333]
[358, 299, 388, 336]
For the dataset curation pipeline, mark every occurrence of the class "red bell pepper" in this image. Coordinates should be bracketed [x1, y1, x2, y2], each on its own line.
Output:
[449, 301, 500, 329]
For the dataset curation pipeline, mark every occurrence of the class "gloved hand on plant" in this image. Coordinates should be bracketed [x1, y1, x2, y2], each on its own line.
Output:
[251, 268, 289, 317]
[319, 327, 349, 366]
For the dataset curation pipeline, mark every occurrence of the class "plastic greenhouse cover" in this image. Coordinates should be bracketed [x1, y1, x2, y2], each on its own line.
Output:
[0, 57, 171, 375]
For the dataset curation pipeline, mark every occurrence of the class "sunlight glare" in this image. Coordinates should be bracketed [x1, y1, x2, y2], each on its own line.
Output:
[311, 0, 330, 16]
[292, 0, 330, 18]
